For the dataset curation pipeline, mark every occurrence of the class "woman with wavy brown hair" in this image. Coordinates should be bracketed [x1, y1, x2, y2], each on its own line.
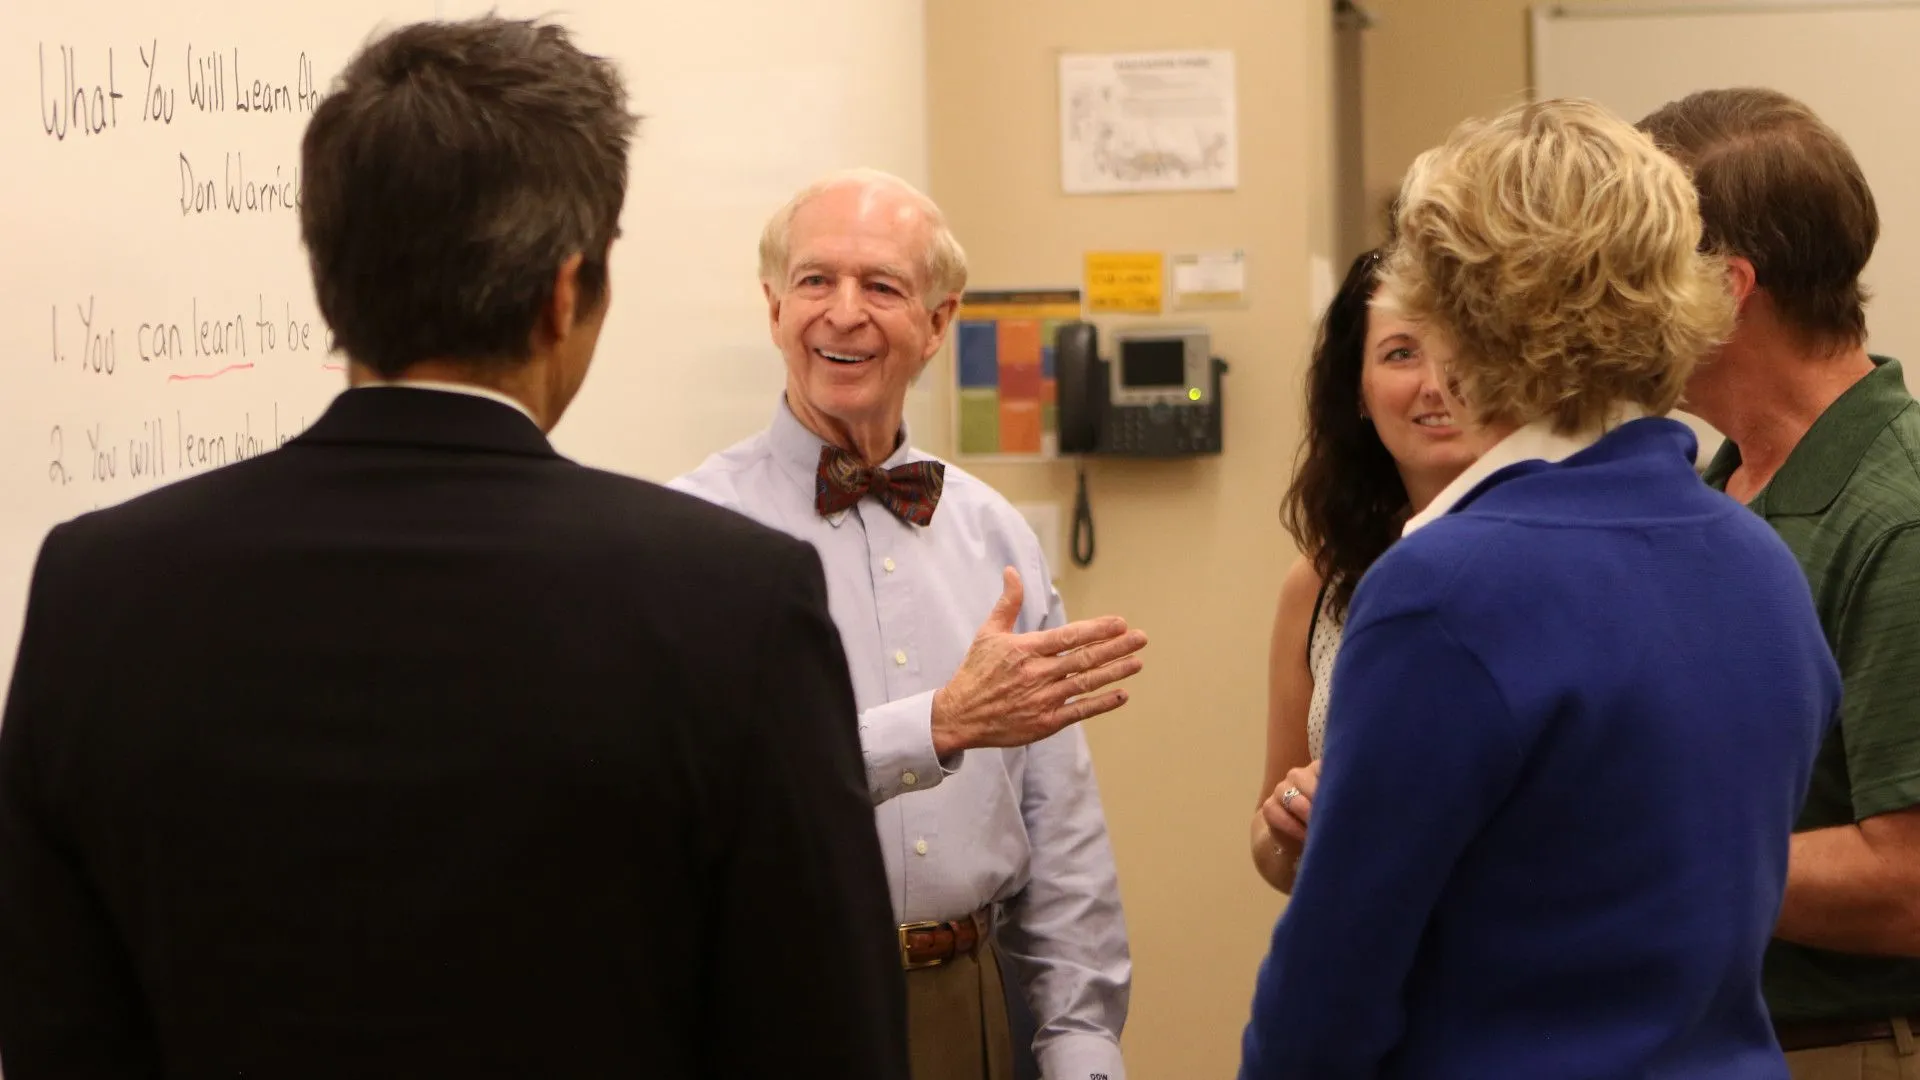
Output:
[1249, 248, 1491, 894]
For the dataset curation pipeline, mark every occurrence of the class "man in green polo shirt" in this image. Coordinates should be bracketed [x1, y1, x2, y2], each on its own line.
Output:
[1641, 89, 1920, 1078]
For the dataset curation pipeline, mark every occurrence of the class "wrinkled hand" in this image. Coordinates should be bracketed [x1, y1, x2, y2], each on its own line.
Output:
[1260, 759, 1321, 846]
[930, 567, 1148, 756]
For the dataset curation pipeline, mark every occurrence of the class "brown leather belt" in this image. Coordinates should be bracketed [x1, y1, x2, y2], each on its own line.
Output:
[898, 910, 988, 971]
[1773, 1013, 1920, 1053]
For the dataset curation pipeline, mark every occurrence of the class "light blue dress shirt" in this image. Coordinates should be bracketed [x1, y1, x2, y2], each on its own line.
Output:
[671, 398, 1130, 1080]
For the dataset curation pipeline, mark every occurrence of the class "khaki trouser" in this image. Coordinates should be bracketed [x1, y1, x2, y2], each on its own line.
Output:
[906, 938, 1015, 1080]
[1787, 1017, 1920, 1080]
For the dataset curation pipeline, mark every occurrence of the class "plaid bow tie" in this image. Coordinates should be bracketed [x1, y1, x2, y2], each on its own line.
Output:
[815, 445, 946, 526]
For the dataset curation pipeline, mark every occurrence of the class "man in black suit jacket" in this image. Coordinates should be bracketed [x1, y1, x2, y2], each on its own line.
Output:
[0, 16, 907, 1080]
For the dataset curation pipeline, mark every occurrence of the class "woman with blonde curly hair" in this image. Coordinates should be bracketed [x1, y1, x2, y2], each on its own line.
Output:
[1239, 99, 1842, 1079]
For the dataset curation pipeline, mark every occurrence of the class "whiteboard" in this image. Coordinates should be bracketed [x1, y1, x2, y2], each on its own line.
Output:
[445, 1, 933, 482]
[0, 2, 928, 690]
[1533, 1, 1920, 408]
[0, 1, 434, 693]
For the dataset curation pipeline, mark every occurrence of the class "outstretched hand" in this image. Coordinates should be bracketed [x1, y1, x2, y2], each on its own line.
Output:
[930, 567, 1148, 757]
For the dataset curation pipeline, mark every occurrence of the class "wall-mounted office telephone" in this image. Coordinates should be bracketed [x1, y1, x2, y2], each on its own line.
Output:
[1054, 321, 1228, 568]
[1056, 322, 1227, 456]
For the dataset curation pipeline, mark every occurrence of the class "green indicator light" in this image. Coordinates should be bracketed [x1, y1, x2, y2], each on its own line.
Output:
[1187, 387, 1203, 401]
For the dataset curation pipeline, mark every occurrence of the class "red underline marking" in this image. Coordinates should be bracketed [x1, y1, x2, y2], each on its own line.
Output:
[167, 362, 256, 383]
[321, 363, 345, 371]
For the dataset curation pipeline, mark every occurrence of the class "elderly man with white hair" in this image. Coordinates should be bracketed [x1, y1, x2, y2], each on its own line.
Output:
[672, 169, 1142, 1080]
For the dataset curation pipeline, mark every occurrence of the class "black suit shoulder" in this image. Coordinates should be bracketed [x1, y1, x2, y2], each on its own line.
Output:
[55, 440, 813, 571]
[562, 460, 829, 583]
[40, 438, 831, 661]
[2, 417, 906, 1078]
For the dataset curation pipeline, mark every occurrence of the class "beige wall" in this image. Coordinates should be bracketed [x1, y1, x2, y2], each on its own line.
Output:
[1361, 0, 1532, 244]
[1360, 0, 1644, 247]
[925, 1, 1331, 1074]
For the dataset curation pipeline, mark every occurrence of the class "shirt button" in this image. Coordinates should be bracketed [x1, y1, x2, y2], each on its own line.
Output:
[884, 557, 897, 573]
[902, 771, 918, 786]
[914, 839, 929, 856]
[894, 650, 907, 666]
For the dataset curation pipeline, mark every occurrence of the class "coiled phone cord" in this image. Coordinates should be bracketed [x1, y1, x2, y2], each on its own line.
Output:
[1071, 462, 1095, 568]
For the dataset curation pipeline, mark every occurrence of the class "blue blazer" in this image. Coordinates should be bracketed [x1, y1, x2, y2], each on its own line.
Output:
[1240, 418, 1837, 1080]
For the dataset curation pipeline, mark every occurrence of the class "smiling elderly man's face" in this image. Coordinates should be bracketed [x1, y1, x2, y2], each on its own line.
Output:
[765, 180, 954, 458]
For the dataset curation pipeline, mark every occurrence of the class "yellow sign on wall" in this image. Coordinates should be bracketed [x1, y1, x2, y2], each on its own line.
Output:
[1083, 251, 1164, 314]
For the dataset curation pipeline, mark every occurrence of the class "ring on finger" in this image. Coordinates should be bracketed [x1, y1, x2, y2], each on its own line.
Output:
[1280, 787, 1301, 808]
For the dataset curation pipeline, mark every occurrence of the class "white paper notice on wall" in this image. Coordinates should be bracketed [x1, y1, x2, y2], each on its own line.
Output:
[1171, 250, 1247, 310]
[1058, 49, 1239, 195]
[1014, 502, 1066, 580]
[1309, 254, 1338, 320]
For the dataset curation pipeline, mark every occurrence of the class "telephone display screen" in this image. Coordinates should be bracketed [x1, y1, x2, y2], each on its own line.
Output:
[1119, 340, 1187, 388]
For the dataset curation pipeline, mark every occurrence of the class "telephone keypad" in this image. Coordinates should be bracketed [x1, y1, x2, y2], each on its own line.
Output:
[1102, 404, 1219, 455]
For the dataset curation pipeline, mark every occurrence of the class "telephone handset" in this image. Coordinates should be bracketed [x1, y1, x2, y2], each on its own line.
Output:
[1055, 322, 1107, 454]
[1053, 321, 1228, 567]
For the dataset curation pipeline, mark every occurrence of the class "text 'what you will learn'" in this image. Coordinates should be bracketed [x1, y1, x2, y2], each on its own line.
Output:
[37, 42, 323, 140]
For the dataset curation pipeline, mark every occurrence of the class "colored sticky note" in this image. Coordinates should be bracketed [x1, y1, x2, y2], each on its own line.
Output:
[1001, 360, 1043, 400]
[999, 400, 1044, 454]
[1084, 251, 1164, 314]
[957, 322, 999, 387]
[958, 389, 1001, 455]
[997, 319, 1042, 367]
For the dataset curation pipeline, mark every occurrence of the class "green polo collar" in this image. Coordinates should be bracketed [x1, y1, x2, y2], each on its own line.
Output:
[1704, 356, 1914, 514]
